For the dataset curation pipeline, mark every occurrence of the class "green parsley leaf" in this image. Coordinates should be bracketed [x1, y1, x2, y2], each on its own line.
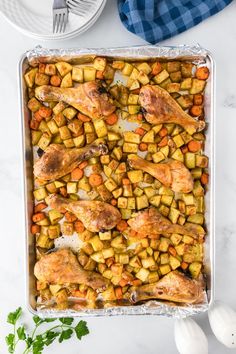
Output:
[33, 316, 42, 325]
[7, 307, 22, 325]
[32, 335, 44, 354]
[59, 317, 74, 325]
[17, 326, 26, 340]
[75, 320, 89, 340]
[59, 329, 73, 343]
[44, 318, 57, 323]
[45, 330, 60, 346]
[5, 333, 15, 353]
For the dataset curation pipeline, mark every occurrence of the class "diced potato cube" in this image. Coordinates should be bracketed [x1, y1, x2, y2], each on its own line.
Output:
[167, 61, 180, 73]
[180, 78, 192, 90]
[93, 119, 107, 138]
[152, 151, 165, 163]
[128, 94, 139, 105]
[189, 262, 202, 278]
[67, 182, 77, 194]
[48, 209, 63, 224]
[107, 131, 120, 141]
[170, 71, 182, 82]
[102, 248, 114, 259]
[137, 70, 149, 85]
[100, 155, 110, 165]
[78, 176, 91, 192]
[72, 67, 83, 82]
[35, 72, 50, 86]
[187, 213, 204, 225]
[149, 195, 161, 208]
[123, 142, 138, 153]
[160, 253, 169, 265]
[171, 148, 184, 162]
[73, 135, 85, 147]
[177, 95, 193, 109]
[91, 251, 105, 263]
[60, 72, 73, 88]
[112, 147, 123, 161]
[84, 67, 96, 81]
[104, 178, 117, 192]
[38, 133, 51, 150]
[47, 120, 59, 134]
[28, 97, 41, 112]
[33, 187, 47, 201]
[136, 268, 150, 281]
[136, 195, 149, 210]
[153, 69, 169, 84]
[158, 237, 170, 252]
[190, 79, 206, 94]
[130, 80, 140, 91]
[144, 187, 156, 198]
[182, 193, 195, 205]
[86, 133, 96, 144]
[173, 134, 185, 148]
[127, 197, 136, 209]
[89, 235, 104, 251]
[31, 130, 42, 145]
[169, 255, 181, 270]
[45, 64, 56, 76]
[118, 254, 129, 264]
[142, 130, 154, 143]
[161, 195, 173, 206]
[56, 62, 72, 76]
[122, 63, 133, 76]
[112, 60, 125, 70]
[196, 155, 208, 168]
[181, 63, 193, 78]
[128, 105, 140, 114]
[170, 234, 182, 246]
[127, 170, 143, 183]
[133, 187, 143, 197]
[97, 185, 112, 201]
[137, 62, 152, 74]
[25, 68, 38, 88]
[142, 257, 155, 269]
[181, 131, 192, 144]
[118, 197, 128, 209]
[185, 152, 196, 169]
[99, 230, 111, 240]
[159, 264, 171, 275]
[62, 222, 74, 235]
[93, 57, 106, 71]
[63, 107, 77, 120]
[59, 126, 71, 140]
[123, 131, 140, 144]
[169, 207, 180, 224]
[167, 83, 180, 93]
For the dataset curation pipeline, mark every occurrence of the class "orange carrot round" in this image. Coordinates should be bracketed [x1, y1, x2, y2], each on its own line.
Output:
[105, 113, 118, 125]
[193, 94, 203, 105]
[122, 178, 130, 185]
[78, 161, 88, 169]
[201, 172, 209, 185]
[116, 220, 128, 232]
[115, 287, 123, 300]
[50, 75, 61, 86]
[158, 136, 168, 147]
[88, 173, 103, 187]
[34, 110, 44, 122]
[34, 202, 47, 213]
[196, 66, 209, 80]
[31, 224, 40, 234]
[151, 62, 162, 76]
[77, 113, 91, 122]
[181, 145, 189, 154]
[32, 212, 46, 223]
[38, 106, 52, 118]
[71, 168, 84, 181]
[111, 198, 117, 206]
[159, 127, 168, 137]
[135, 127, 145, 136]
[188, 140, 202, 152]
[189, 105, 203, 117]
[74, 220, 85, 233]
[181, 262, 189, 270]
[59, 186, 67, 197]
[65, 211, 77, 222]
[139, 142, 148, 151]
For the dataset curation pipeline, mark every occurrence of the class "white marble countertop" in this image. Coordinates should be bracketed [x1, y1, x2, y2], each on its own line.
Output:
[0, 1, 236, 353]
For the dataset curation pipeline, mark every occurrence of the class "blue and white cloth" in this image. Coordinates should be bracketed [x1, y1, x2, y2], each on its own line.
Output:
[118, 0, 233, 44]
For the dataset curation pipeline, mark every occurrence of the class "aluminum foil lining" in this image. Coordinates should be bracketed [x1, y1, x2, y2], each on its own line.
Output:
[23, 44, 213, 318]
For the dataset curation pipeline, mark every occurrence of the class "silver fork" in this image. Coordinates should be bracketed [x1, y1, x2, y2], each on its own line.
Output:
[53, 0, 69, 33]
[66, 0, 95, 16]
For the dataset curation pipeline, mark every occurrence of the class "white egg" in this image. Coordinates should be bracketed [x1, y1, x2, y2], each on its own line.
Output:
[174, 318, 208, 354]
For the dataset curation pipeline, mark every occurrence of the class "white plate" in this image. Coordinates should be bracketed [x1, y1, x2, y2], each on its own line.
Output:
[0, 0, 106, 40]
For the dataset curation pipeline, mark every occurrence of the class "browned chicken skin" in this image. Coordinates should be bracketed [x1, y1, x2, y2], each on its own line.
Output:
[128, 208, 205, 239]
[34, 248, 108, 290]
[139, 85, 205, 134]
[35, 81, 116, 120]
[34, 142, 108, 180]
[46, 194, 121, 232]
[128, 154, 193, 193]
[129, 270, 205, 304]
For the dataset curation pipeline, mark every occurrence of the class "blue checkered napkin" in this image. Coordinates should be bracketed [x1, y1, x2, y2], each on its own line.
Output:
[118, 0, 232, 44]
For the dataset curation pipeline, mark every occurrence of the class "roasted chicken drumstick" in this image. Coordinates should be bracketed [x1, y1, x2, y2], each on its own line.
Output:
[128, 208, 205, 239]
[128, 270, 204, 304]
[35, 81, 116, 120]
[34, 248, 108, 290]
[46, 194, 121, 232]
[139, 85, 205, 134]
[128, 154, 193, 193]
[34, 142, 108, 180]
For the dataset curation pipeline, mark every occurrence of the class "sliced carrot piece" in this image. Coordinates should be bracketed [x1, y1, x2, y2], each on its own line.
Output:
[31, 224, 40, 234]
[111, 198, 117, 206]
[115, 287, 123, 300]
[74, 220, 85, 233]
[189, 105, 203, 117]
[201, 172, 209, 185]
[34, 110, 44, 122]
[168, 246, 177, 257]
[88, 173, 103, 187]
[30, 118, 39, 130]
[131, 88, 140, 94]
[59, 186, 67, 197]
[77, 113, 91, 122]
[135, 127, 145, 136]
[119, 278, 128, 287]
[116, 220, 128, 232]
[131, 279, 142, 286]
[129, 229, 137, 237]
[181, 145, 188, 154]
[38, 106, 52, 118]
[106, 257, 115, 267]
[151, 62, 162, 76]
[188, 140, 202, 152]
[65, 211, 77, 222]
[193, 94, 203, 105]
[50, 75, 61, 87]
[34, 202, 47, 213]
[158, 136, 168, 147]
[196, 66, 209, 80]
[105, 113, 118, 126]
[159, 127, 168, 137]
[78, 161, 88, 169]
[32, 212, 46, 223]
[181, 262, 189, 270]
[122, 178, 130, 185]
[71, 168, 84, 181]
[139, 142, 148, 151]
[96, 70, 104, 79]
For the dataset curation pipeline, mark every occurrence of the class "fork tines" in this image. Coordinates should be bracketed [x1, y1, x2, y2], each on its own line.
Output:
[53, 0, 69, 33]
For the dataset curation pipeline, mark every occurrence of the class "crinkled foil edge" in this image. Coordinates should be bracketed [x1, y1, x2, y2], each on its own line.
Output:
[26, 44, 210, 318]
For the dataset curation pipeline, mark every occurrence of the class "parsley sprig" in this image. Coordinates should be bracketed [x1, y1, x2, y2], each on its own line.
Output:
[6, 307, 89, 354]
